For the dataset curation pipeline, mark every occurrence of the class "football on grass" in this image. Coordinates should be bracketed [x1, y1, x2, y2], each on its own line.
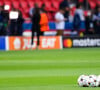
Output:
[78, 75, 89, 87]
[78, 75, 100, 87]
[88, 75, 99, 87]
[98, 75, 100, 87]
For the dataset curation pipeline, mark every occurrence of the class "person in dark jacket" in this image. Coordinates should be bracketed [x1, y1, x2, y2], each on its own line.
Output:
[93, 6, 100, 36]
[41, 4, 47, 13]
[85, 11, 95, 35]
[16, 10, 24, 36]
[9, 7, 16, 36]
[9, 7, 24, 36]
[0, 6, 6, 36]
[59, 0, 69, 18]
[31, 3, 41, 48]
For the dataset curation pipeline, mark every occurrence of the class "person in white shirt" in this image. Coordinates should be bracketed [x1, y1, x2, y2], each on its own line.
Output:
[55, 8, 67, 36]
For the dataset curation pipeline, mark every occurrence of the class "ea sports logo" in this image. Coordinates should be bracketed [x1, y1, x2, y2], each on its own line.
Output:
[63, 39, 72, 48]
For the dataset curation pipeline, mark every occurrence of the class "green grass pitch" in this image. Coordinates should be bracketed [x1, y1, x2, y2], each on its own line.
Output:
[0, 48, 100, 90]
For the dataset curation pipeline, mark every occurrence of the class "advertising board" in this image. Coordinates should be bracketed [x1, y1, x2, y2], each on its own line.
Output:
[7, 36, 62, 50]
[63, 36, 100, 48]
[0, 37, 6, 50]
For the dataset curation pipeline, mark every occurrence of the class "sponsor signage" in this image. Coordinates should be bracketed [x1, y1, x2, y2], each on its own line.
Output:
[0, 37, 6, 50]
[39, 36, 62, 49]
[22, 37, 37, 50]
[7, 36, 37, 50]
[63, 37, 100, 48]
[7, 36, 62, 50]
[8, 36, 22, 50]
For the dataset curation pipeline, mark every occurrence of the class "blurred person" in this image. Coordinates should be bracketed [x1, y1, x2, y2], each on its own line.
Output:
[9, 7, 18, 36]
[77, 0, 90, 10]
[0, 6, 6, 36]
[9, 7, 24, 36]
[68, 11, 74, 23]
[59, 0, 70, 19]
[31, 3, 41, 48]
[41, 4, 47, 13]
[75, 4, 85, 21]
[16, 9, 24, 36]
[83, 0, 87, 9]
[2, 5, 9, 35]
[83, 0, 90, 10]
[73, 4, 85, 33]
[93, 6, 100, 35]
[85, 11, 95, 35]
[29, 7, 34, 18]
[55, 7, 67, 36]
[40, 4, 49, 36]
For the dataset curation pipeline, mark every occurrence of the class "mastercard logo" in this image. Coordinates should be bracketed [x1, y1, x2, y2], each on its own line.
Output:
[63, 39, 72, 48]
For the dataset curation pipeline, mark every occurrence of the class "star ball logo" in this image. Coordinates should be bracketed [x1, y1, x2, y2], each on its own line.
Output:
[63, 39, 72, 48]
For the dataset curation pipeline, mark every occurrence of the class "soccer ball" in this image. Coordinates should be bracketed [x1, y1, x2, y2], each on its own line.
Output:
[97, 75, 100, 87]
[78, 75, 100, 87]
[78, 75, 89, 87]
[88, 75, 99, 87]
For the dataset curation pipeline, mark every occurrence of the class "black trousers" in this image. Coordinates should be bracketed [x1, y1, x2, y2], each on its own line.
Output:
[9, 22, 17, 36]
[0, 23, 6, 36]
[16, 24, 23, 36]
[31, 24, 41, 45]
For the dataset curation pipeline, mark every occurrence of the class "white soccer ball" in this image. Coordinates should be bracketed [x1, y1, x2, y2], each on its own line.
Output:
[88, 75, 99, 87]
[78, 75, 89, 87]
[97, 75, 100, 87]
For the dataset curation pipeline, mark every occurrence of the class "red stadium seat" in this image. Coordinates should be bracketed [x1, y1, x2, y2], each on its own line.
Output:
[20, 0, 29, 9]
[4, 0, 11, 5]
[34, 0, 42, 2]
[89, 0, 96, 9]
[18, 0, 30, 18]
[97, 0, 100, 5]
[44, 1, 52, 11]
[0, 0, 4, 6]
[3, 0, 12, 10]
[78, 0, 84, 3]
[12, 1, 20, 9]
[28, 1, 35, 8]
[52, 1, 59, 10]
[0, 0, 98, 20]
[19, 7, 29, 19]
[36, 1, 43, 8]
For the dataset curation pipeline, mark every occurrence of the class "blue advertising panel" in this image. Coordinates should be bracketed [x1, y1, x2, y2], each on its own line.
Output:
[0, 37, 6, 50]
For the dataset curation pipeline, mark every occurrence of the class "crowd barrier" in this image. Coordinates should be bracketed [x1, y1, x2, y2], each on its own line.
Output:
[0, 36, 100, 51]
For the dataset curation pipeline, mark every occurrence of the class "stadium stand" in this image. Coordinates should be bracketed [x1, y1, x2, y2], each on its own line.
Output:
[0, 0, 100, 36]
[0, 0, 99, 19]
